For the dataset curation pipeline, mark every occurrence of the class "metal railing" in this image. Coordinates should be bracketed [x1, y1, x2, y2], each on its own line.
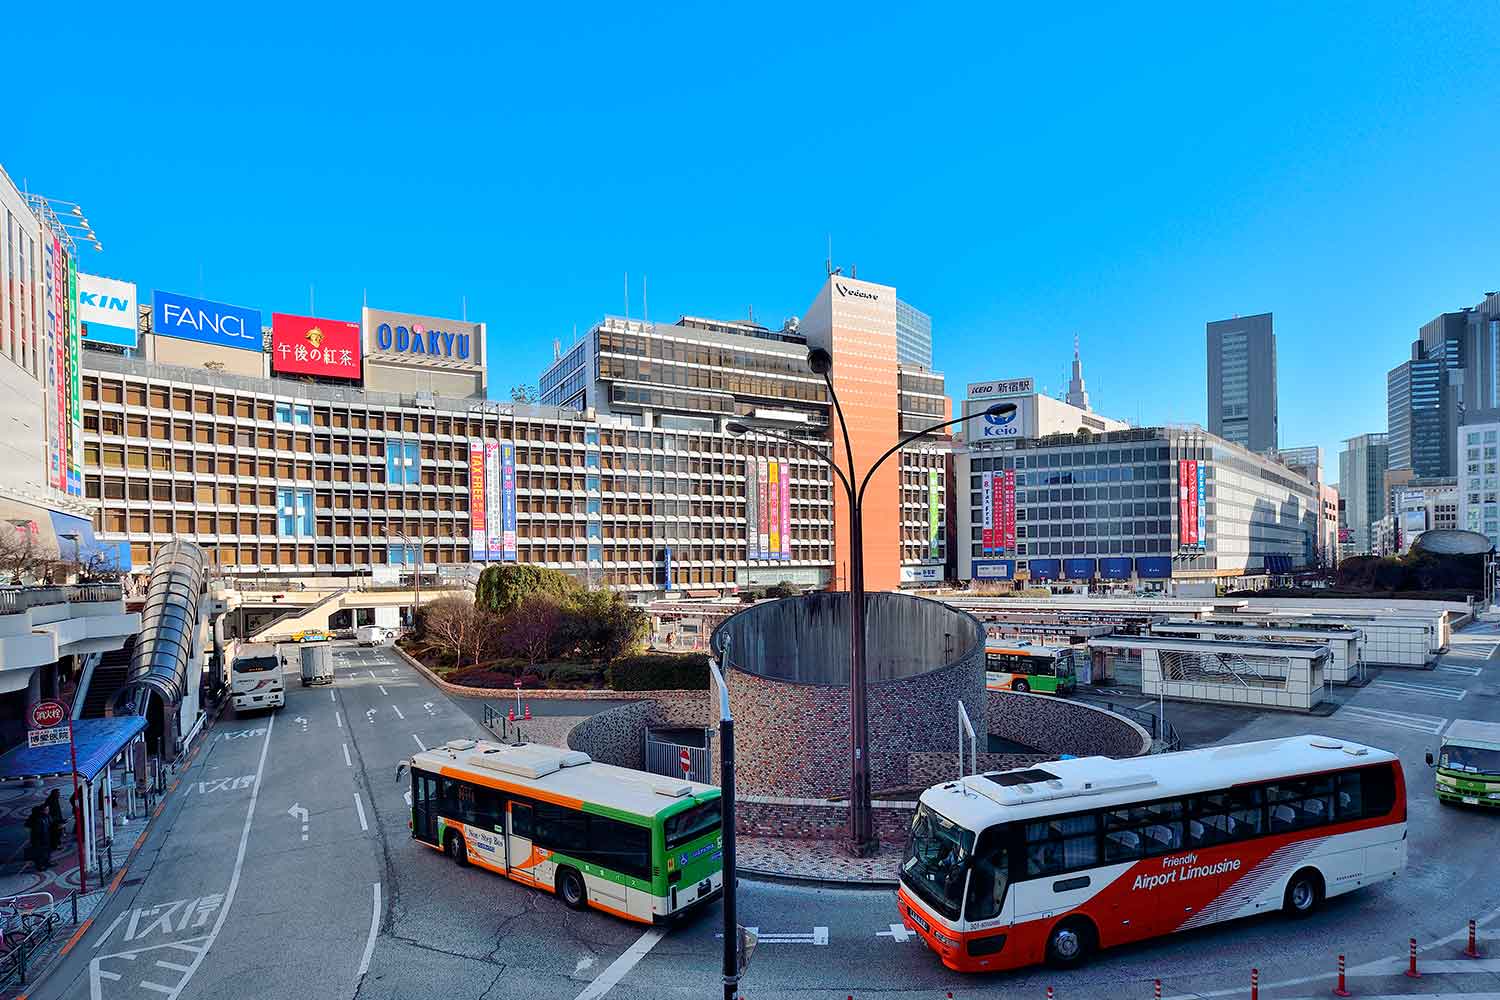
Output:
[0, 893, 62, 990]
[0, 583, 124, 615]
[1089, 699, 1183, 753]
[644, 730, 712, 783]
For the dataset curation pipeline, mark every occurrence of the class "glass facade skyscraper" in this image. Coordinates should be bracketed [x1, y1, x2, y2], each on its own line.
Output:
[895, 298, 932, 369]
[1207, 313, 1277, 454]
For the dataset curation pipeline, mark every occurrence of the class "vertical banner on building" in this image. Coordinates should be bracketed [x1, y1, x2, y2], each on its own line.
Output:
[780, 460, 791, 561]
[468, 442, 488, 560]
[927, 469, 941, 559]
[1196, 462, 1207, 547]
[501, 443, 517, 561]
[1178, 460, 1193, 546]
[1002, 469, 1016, 551]
[52, 239, 66, 492]
[745, 459, 759, 559]
[981, 470, 995, 553]
[66, 254, 82, 495]
[484, 442, 503, 560]
[767, 460, 781, 559]
[41, 239, 59, 491]
[757, 458, 769, 557]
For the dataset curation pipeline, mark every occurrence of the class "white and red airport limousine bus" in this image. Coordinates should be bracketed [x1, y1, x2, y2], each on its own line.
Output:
[897, 735, 1407, 972]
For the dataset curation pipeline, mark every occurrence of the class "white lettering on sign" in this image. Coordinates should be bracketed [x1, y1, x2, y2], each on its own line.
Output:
[966, 378, 1034, 398]
[1131, 854, 1242, 891]
[218, 728, 266, 741]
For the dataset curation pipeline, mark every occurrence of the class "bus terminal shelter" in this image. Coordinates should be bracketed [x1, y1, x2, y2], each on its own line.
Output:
[1090, 634, 1332, 711]
[0, 716, 147, 872]
[1149, 619, 1364, 684]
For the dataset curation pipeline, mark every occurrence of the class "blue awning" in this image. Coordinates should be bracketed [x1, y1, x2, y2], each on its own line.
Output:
[0, 716, 146, 783]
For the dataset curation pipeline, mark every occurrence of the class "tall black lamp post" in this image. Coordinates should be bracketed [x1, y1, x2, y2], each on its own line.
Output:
[728, 348, 1015, 857]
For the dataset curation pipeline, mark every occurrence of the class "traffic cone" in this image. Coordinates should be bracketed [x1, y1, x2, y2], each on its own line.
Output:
[507, 707, 515, 722]
[524, 704, 531, 720]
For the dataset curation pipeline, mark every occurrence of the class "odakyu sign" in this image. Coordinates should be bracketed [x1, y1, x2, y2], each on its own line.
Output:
[153, 290, 262, 352]
[362, 307, 485, 373]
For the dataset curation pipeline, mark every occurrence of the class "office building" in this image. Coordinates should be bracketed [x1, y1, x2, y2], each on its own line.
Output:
[1317, 483, 1340, 567]
[1458, 420, 1500, 551]
[1338, 434, 1389, 556]
[1274, 445, 1324, 484]
[895, 298, 933, 370]
[960, 376, 1129, 440]
[1390, 479, 1457, 554]
[1207, 312, 1277, 454]
[1386, 354, 1449, 476]
[1064, 336, 1090, 411]
[956, 424, 1317, 589]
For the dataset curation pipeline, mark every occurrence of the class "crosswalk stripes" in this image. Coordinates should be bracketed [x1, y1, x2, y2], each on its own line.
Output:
[1370, 678, 1468, 701]
[1337, 705, 1449, 734]
[1439, 662, 1484, 676]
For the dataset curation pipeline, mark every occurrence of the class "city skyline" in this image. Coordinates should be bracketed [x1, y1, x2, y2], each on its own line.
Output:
[8, 5, 1499, 484]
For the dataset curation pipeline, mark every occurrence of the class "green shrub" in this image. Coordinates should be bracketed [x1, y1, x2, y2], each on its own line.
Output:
[476, 564, 581, 613]
[606, 652, 711, 691]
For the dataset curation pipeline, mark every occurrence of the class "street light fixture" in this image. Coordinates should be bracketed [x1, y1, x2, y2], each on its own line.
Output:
[728, 357, 1016, 857]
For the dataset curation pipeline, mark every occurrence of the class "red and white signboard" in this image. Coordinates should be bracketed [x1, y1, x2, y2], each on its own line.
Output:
[1179, 459, 1200, 546]
[679, 748, 692, 775]
[30, 700, 66, 729]
[271, 312, 362, 379]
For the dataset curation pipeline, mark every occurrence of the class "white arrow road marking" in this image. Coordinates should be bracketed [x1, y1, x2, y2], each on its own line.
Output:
[287, 803, 309, 841]
[392, 705, 405, 720]
[293, 716, 308, 732]
[876, 923, 913, 942]
[354, 792, 369, 832]
[366, 708, 378, 724]
[573, 928, 666, 1000]
[424, 702, 436, 716]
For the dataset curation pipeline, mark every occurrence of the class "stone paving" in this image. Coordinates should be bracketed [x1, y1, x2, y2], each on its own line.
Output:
[737, 836, 902, 885]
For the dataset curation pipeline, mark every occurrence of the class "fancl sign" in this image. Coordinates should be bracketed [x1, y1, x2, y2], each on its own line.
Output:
[363, 307, 485, 374]
[152, 290, 262, 352]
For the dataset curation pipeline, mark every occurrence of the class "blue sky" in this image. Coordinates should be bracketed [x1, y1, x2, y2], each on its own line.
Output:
[11, 3, 1500, 471]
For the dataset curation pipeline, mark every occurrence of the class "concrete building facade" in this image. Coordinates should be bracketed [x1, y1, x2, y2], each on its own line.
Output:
[1458, 419, 1500, 551]
[1339, 433, 1390, 557]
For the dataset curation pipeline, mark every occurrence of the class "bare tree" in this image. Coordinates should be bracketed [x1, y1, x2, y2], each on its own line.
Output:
[504, 596, 562, 666]
[422, 596, 482, 666]
[0, 527, 58, 585]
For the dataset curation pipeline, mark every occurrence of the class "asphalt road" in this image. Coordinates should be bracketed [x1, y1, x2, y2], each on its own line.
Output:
[27, 624, 1500, 1000]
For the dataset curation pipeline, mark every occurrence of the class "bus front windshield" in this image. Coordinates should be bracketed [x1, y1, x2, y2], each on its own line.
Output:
[1443, 744, 1500, 775]
[234, 656, 278, 674]
[902, 803, 975, 921]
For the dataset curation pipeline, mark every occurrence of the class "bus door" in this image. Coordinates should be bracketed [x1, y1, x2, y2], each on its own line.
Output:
[412, 771, 440, 845]
[507, 801, 535, 876]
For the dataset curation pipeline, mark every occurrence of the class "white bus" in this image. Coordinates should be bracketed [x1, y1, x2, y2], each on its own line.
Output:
[230, 642, 286, 712]
[898, 734, 1407, 972]
[403, 740, 723, 924]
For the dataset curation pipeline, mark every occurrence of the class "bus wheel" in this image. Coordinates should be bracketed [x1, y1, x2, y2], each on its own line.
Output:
[1283, 869, 1323, 917]
[446, 833, 469, 867]
[1014, 679, 1030, 693]
[558, 867, 587, 910]
[1045, 918, 1094, 968]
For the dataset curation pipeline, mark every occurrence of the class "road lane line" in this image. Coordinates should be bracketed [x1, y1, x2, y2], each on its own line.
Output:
[378, 685, 388, 696]
[336, 711, 343, 729]
[413, 734, 426, 751]
[369, 670, 377, 679]
[392, 705, 405, 720]
[572, 928, 666, 1000]
[330, 689, 336, 701]
[357, 882, 381, 979]
[342, 743, 352, 767]
[354, 793, 369, 832]
[154, 712, 275, 999]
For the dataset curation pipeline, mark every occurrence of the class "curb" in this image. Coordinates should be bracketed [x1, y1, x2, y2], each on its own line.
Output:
[389, 646, 700, 703]
[737, 867, 899, 890]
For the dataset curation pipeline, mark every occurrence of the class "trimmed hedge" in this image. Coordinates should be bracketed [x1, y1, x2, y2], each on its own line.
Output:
[606, 652, 711, 691]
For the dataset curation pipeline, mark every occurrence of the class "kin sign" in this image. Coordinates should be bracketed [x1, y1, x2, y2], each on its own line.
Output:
[77, 273, 138, 348]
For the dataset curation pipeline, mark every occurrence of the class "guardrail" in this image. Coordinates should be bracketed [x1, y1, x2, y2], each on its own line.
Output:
[0, 583, 124, 616]
[1089, 698, 1182, 752]
[0, 893, 61, 990]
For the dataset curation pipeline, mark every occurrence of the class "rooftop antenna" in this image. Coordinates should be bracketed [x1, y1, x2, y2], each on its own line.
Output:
[748, 305, 755, 325]
[851, 264, 857, 279]
[553, 337, 561, 361]
[462, 295, 467, 321]
[826, 234, 832, 276]
[643, 275, 649, 325]
[309, 284, 315, 315]
[624, 271, 630, 320]
[362, 287, 367, 308]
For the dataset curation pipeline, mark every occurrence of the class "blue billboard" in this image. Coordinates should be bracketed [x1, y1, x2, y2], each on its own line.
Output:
[1099, 557, 1133, 580]
[1136, 556, 1173, 579]
[1029, 558, 1061, 580]
[971, 559, 1014, 581]
[1063, 558, 1096, 581]
[153, 290, 262, 352]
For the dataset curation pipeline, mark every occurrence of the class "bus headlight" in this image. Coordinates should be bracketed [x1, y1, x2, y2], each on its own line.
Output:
[930, 927, 958, 948]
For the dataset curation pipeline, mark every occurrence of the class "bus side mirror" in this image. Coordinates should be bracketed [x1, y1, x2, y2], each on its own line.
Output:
[1424, 750, 1434, 768]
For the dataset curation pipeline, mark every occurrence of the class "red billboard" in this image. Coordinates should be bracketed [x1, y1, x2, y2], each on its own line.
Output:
[1001, 469, 1016, 551]
[1179, 459, 1201, 545]
[271, 313, 361, 379]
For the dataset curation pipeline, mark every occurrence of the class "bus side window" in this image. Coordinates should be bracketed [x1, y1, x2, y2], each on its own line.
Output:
[535, 802, 588, 854]
[587, 817, 651, 880]
[509, 801, 533, 838]
[964, 828, 1010, 921]
[1360, 764, 1396, 818]
[1336, 772, 1363, 819]
[474, 785, 503, 830]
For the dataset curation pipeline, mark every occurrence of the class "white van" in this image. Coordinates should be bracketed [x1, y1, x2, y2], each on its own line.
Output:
[356, 625, 395, 646]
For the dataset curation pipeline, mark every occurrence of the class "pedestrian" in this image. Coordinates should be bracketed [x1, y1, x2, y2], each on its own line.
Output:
[45, 788, 65, 851]
[25, 806, 50, 871]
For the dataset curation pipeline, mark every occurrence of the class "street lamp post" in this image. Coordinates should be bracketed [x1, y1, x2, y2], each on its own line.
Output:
[728, 352, 1014, 857]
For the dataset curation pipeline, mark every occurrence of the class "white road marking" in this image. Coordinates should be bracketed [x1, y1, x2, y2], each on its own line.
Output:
[413, 734, 426, 751]
[715, 926, 828, 944]
[357, 882, 381, 979]
[369, 669, 378, 679]
[335, 711, 343, 729]
[876, 923, 913, 942]
[109, 714, 275, 999]
[378, 685, 388, 696]
[1440, 662, 1483, 676]
[1372, 678, 1467, 701]
[1338, 705, 1448, 734]
[354, 792, 369, 832]
[575, 955, 595, 975]
[572, 928, 666, 1000]
[342, 743, 352, 767]
[392, 705, 405, 720]
[330, 689, 336, 701]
